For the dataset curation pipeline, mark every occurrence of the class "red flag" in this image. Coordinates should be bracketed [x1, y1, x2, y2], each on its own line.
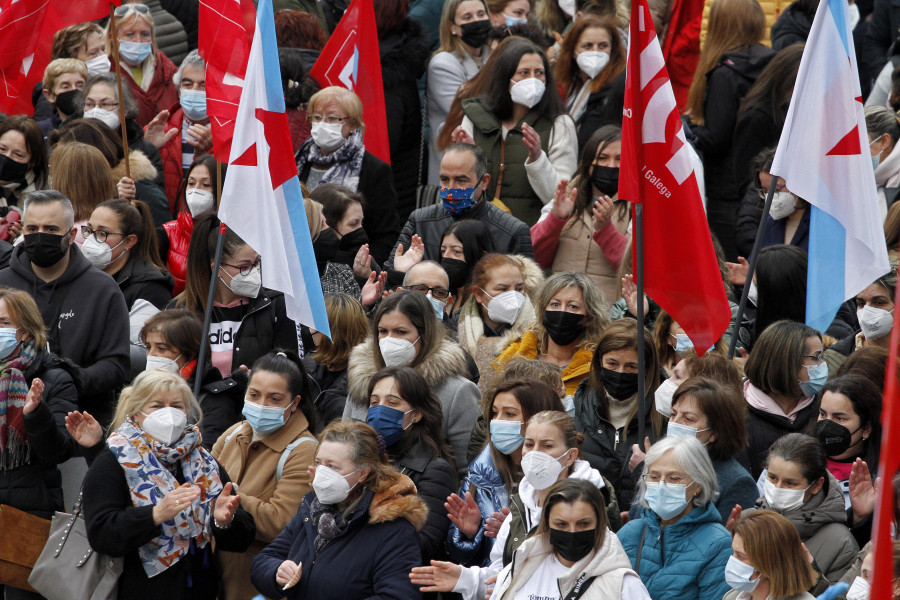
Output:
[310, 0, 390, 164]
[660, 0, 704, 111]
[198, 0, 256, 163]
[619, 0, 731, 352]
[871, 267, 900, 599]
[0, 0, 120, 115]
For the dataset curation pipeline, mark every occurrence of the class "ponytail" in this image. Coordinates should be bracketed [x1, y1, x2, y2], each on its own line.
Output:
[96, 199, 165, 271]
[250, 349, 319, 434]
[176, 211, 245, 315]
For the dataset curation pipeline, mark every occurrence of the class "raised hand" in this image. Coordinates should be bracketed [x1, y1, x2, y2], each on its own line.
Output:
[592, 196, 615, 231]
[484, 506, 510, 538]
[849, 458, 878, 523]
[450, 126, 475, 146]
[23, 378, 43, 415]
[392, 235, 425, 273]
[213, 482, 240, 528]
[65, 411, 104, 448]
[551, 179, 576, 221]
[725, 504, 742, 533]
[353, 244, 373, 278]
[725, 256, 750, 287]
[628, 436, 651, 473]
[361, 271, 387, 310]
[409, 560, 463, 593]
[622, 274, 649, 317]
[144, 110, 178, 149]
[445, 491, 482, 539]
[521, 123, 542, 164]
[153, 483, 201, 525]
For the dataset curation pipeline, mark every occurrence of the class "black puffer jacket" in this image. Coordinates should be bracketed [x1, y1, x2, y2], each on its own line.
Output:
[192, 363, 244, 450]
[0, 349, 79, 519]
[576, 72, 627, 152]
[309, 363, 348, 428]
[146, 0, 189, 66]
[745, 392, 820, 479]
[770, 2, 814, 51]
[159, 0, 199, 50]
[380, 19, 430, 222]
[115, 256, 174, 311]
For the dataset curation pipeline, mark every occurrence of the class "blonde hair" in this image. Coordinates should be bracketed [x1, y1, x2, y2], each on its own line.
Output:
[438, 0, 491, 57]
[532, 272, 610, 354]
[105, 9, 158, 57]
[317, 422, 394, 491]
[686, 0, 765, 125]
[49, 142, 116, 221]
[732, 510, 817, 597]
[527, 410, 583, 451]
[307, 86, 365, 133]
[109, 371, 201, 434]
[305, 197, 324, 241]
[42, 58, 88, 93]
[0, 288, 47, 349]
[313, 293, 369, 371]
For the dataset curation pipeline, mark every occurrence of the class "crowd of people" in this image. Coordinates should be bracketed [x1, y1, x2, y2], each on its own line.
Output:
[2, 0, 900, 599]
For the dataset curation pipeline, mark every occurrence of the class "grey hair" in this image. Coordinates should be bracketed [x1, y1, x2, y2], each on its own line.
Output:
[24, 190, 76, 229]
[173, 50, 204, 88]
[81, 72, 139, 120]
[635, 435, 719, 510]
[403, 260, 449, 287]
[865, 105, 900, 143]
[444, 142, 488, 182]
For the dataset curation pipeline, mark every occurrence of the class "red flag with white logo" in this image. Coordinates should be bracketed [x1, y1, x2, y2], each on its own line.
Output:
[198, 0, 256, 163]
[619, 0, 730, 352]
[0, 0, 120, 115]
[310, 0, 390, 164]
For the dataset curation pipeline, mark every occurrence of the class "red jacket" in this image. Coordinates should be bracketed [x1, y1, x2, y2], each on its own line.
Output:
[114, 50, 179, 128]
[159, 106, 185, 213]
[162, 210, 193, 296]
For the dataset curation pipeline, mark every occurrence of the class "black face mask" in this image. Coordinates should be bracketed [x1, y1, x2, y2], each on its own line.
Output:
[591, 165, 619, 198]
[601, 367, 639, 400]
[549, 528, 596, 563]
[333, 227, 369, 266]
[54, 89, 80, 116]
[815, 419, 861, 457]
[458, 19, 491, 48]
[313, 227, 339, 263]
[0, 154, 29, 184]
[23, 232, 70, 268]
[542, 310, 586, 346]
[442, 257, 471, 290]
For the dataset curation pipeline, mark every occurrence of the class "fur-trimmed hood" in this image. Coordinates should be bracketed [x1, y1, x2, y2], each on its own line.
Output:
[368, 471, 428, 531]
[492, 330, 594, 396]
[347, 336, 471, 405]
[110, 150, 158, 183]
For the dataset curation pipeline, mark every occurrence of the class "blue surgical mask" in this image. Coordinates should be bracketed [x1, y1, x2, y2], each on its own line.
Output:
[0, 328, 20, 361]
[367, 404, 413, 447]
[673, 333, 693, 354]
[490, 419, 524, 454]
[504, 14, 528, 26]
[666, 421, 709, 439]
[561, 395, 575, 417]
[118, 40, 152, 65]
[644, 481, 691, 520]
[180, 89, 207, 121]
[426, 292, 445, 321]
[799, 361, 828, 397]
[724, 555, 760, 592]
[242, 400, 290, 434]
[440, 186, 479, 215]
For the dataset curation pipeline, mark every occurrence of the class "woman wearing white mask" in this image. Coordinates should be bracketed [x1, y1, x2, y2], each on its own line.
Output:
[834, 269, 898, 354]
[212, 350, 319, 600]
[555, 16, 626, 151]
[162, 156, 221, 295]
[724, 510, 817, 600]
[84, 199, 173, 343]
[866, 105, 900, 220]
[411, 410, 617, 599]
[251, 422, 426, 599]
[82, 370, 255, 600]
[755, 169, 810, 252]
[295, 86, 400, 265]
[616, 435, 732, 600]
[344, 290, 480, 476]
[174, 212, 301, 378]
[495, 271, 609, 397]
[453, 37, 577, 225]
[104, 3, 178, 128]
[749, 433, 859, 581]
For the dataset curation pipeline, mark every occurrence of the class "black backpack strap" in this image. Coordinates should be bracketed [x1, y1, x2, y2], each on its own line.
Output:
[634, 524, 648, 574]
[563, 574, 597, 600]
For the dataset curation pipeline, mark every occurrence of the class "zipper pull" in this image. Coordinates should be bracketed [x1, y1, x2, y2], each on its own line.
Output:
[614, 430, 620, 447]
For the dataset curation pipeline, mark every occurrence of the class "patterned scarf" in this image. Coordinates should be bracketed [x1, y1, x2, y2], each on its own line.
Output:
[107, 419, 223, 577]
[296, 129, 365, 192]
[309, 495, 353, 554]
[0, 341, 36, 470]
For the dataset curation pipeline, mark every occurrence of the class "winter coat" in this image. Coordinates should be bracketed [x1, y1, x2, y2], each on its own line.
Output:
[298, 151, 401, 265]
[748, 472, 859, 581]
[617, 503, 732, 600]
[724, 592, 814, 600]
[455, 255, 543, 394]
[492, 527, 639, 600]
[144, 0, 189, 65]
[576, 72, 627, 151]
[83, 447, 256, 600]
[287, 107, 311, 153]
[343, 337, 480, 476]
[309, 362, 348, 427]
[744, 383, 820, 479]
[158, 105, 190, 213]
[159, 0, 199, 49]
[771, 2, 814, 51]
[110, 149, 173, 228]
[410, 0, 445, 52]
[386, 201, 534, 273]
[760, 208, 810, 252]
[380, 19, 430, 222]
[250, 472, 427, 600]
[573, 378, 663, 508]
[0, 349, 78, 519]
[191, 362, 244, 449]
[273, 0, 329, 32]
[113, 49, 179, 128]
[711, 458, 760, 524]
[115, 255, 173, 311]
[447, 446, 510, 567]
[212, 410, 317, 600]
[0, 244, 130, 426]
[162, 210, 193, 295]
[392, 441, 457, 563]
[493, 331, 593, 397]
[731, 103, 782, 241]
[735, 179, 765, 259]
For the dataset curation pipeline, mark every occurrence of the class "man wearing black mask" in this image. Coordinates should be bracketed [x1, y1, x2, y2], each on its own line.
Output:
[37, 59, 87, 140]
[0, 191, 129, 426]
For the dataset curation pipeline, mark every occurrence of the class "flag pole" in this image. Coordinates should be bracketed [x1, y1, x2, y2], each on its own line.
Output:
[635, 203, 646, 443]
[726, 176, 779, 359]
[194, 221, 226, 398]
[108, 3, 131, 179]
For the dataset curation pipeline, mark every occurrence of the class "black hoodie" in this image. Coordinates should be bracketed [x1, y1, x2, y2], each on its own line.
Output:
[770, 2, 814, 51]
[0, 243, 130, 425]
[114, 255, 174, 311]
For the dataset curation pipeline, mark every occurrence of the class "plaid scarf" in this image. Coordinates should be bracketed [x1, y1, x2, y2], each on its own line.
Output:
[296, 128, 365, 192]
[0, 341, 36, 470]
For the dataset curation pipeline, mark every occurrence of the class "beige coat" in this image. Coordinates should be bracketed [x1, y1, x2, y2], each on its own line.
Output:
[212, 410, 317, 600]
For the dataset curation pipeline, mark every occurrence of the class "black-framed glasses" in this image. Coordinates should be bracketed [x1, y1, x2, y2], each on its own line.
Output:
[115, 3, 150, 16]
[403, 284, 450, 301]
[802, 352, 825, 366]
[221, 258, 261, 276]
[81, 226, 126, 244]
[83, 101, 119, 110]
[309, 115, 348, 124]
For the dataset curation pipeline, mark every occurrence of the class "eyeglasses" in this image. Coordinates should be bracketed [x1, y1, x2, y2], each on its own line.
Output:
[644, 474, 693, 486]
[221, 258, 261, 276]
[83, 101, 119, 111]
[115, 3, 150, 16]
[403, 284, 450, 301]
[309, 115, 348, 124]
[81, 226, 125, 243]
[802, 352, 825, 366]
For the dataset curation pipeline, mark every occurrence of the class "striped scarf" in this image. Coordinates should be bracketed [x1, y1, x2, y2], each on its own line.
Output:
[0, 341, 36, 470]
